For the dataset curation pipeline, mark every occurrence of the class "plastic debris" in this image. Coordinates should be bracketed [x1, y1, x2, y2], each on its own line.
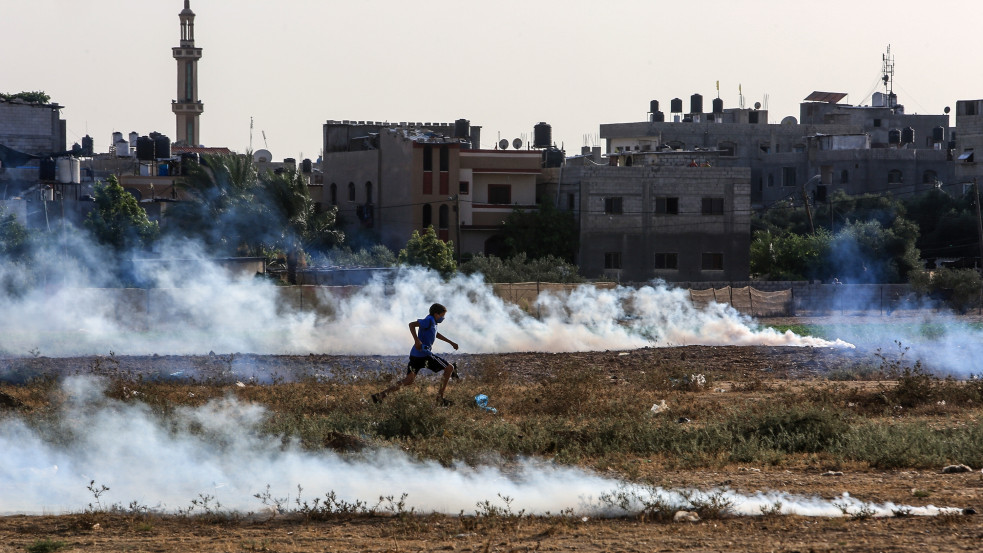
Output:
[650, 399, 668, 414]
[673, 510, 700, 522]
[474, 394, 497, 414]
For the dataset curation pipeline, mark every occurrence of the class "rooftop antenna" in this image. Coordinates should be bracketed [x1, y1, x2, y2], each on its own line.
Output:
[262, 130, 269, 150]
[882, 44, 895, 97]
[739, 84, 744, 109]
[249, 117, 253, 151]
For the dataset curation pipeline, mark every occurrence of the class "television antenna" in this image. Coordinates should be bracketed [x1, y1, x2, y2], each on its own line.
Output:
[262, 130, 269, 149]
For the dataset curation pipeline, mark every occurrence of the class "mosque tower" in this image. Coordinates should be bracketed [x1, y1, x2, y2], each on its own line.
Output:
[172, 0, 203, 146]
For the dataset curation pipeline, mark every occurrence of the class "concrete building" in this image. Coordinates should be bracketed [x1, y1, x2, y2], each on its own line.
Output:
[553, 150, 750, 282]
[171, 0, 204, 146]
[321, 120, 546, 258]
[0, 98, 65, 156]
[601, 92, 952, 209]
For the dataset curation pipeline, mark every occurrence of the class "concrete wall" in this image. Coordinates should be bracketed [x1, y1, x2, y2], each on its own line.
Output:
[0, 101, 63, 154]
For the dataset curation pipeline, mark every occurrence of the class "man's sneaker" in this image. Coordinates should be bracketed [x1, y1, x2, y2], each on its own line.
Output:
[437, 397, 454, 407]
[371, 393, 382, 404]
[450, 362, 460, 380]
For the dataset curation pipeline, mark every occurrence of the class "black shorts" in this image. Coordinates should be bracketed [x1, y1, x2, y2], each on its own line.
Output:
[407, 354, 451, 374]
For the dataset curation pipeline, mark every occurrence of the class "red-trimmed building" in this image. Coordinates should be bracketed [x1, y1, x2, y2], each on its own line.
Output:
[321, 120, 542, 259]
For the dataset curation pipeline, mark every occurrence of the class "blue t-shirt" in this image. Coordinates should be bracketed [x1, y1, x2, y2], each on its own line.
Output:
[410, 314, 439, 357]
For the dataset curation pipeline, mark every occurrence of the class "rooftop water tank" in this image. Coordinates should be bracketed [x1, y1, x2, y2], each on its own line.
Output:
[454, 118, 470, 139]
[154, 135, 171, 159]
[129, 131, 139, 149]
[712, 98, 723, 114]
[81, 135, 94, 157]
[136, 136, 155, 161]
[115, 139, 130, 157]
[533, 122, 552, 148]
[670, 97, 683, 113]
[302, 158, 313, 173]
[690, 94, 703, 114]
[57, 157, 72, 184]
[649, 100, 659, 114]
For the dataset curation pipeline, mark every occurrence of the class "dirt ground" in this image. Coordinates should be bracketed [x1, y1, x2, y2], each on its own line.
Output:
[2, 324, 983, 552]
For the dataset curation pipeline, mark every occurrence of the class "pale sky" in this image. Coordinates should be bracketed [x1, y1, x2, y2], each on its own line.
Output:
[4, 0, 981, 161]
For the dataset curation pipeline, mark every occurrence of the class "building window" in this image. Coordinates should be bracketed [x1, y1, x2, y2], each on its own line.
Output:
[604, 197, 623, 214]
[759, 142, 770, 154]
[459, 181, 469, 195]
[782, 166, 796, 187]
[873, 118, 882, 127]
[718, 142, 736, 157]
[793, 144, 806, 153]
[655, 196, 679, 214]
[488, 184, 511, 204]
[840, 170, 849, 184]
[922, 170, 938, 184]
[423, 145, 433, 171]
[702, 252, 724, 271]
[365, 181, 373, 204]
[701, 197, 724, 215]
[968, 103, 978, 116]
[604, 252, 622, 269]
[439, 204, 449, 229]
[330, 183, 337, 205]
[422, 204, 432, 228]
[887, 169, 903, 184]
[654, 253, 678, 269]
[566, 193, 575, 210]
[767, 174, 774, 187]
[439, 145, 449, 171]
[348, 182, 356, 202]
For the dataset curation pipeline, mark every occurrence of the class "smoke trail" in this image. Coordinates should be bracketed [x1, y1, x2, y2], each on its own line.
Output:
[0, 377, 958, 517]
[0, 239, 850, 357]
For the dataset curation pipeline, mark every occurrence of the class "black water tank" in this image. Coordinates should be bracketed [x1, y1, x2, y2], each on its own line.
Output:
[136, 136, 155, 160]
[650, 100, 659, 114]
[40, 158, 56, 181]
[932, 126, 945, 143]
[712, 98, 724, 114]
[533, 122, 552, 148]
[670, 97, 683, 113]
[888, 129, 902, 145]
[901, 127, 915, 145]
[690, 94, 703, 114]
[154, 135, 171, 159]
[454, 118, 470, 138]
[302, 158, 313, 173]
[81, 135, 94, 156]
[651, 112, 665, 122]
[542, 147, 564, 168]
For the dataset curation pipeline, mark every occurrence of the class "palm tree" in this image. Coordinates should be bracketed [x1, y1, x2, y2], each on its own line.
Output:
[260, 169, 344, 283]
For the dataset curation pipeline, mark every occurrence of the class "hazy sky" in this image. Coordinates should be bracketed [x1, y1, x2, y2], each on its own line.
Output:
[4, 1, 981, 160]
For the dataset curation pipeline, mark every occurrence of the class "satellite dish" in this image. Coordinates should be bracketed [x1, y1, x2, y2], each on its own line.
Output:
[780, 116, 798, 126]
[944, 106, 951, 114]
[753, 102, 762, 110]
[499, 138, 509, 150]
[513, 138, 523, 149]
[253, 149, 273, 163]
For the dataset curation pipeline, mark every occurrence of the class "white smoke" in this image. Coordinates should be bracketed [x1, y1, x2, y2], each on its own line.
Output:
[0, 376, 960, 518]
[0, 246, 850, 357]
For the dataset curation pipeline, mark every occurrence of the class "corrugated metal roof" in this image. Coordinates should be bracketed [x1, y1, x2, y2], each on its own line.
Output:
[804, 91, 848, 104]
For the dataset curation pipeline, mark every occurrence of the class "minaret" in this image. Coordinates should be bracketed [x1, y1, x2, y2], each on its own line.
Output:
[172, 0, 203, 146]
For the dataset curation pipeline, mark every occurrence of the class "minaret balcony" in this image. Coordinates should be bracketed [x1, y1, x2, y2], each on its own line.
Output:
[172, 101, 204, 114]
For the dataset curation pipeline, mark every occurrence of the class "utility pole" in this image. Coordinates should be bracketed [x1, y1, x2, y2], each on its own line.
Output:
[800, 174, 820, 234]
[975, 178, 983, 272]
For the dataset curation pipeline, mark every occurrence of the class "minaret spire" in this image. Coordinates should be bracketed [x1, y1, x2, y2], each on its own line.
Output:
[172, 0, 203, 146]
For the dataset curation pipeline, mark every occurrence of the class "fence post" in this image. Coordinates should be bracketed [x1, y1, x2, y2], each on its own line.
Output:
[748, 286, 753, 316]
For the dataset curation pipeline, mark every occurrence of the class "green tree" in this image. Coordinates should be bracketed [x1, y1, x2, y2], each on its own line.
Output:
[398, 226, 456, 276]
[750, 228, 832, 280]
[460, 252, 582, 283]
[0, 205, 30, 259]
[84, 176, 159, 251]
[260, 169, 344, 283]
[501, 202, 578, 262]
[0, 91, 50, 104]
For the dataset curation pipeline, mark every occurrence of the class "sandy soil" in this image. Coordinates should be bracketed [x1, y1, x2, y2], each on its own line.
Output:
[2, 339, 982, 552]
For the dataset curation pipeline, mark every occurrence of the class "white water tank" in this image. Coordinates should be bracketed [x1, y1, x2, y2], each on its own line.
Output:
[70, 157, 81, 184]
[115, 139, 130, 157]
[56, 157, 72, 183]
[129, 131, 139, 149]
[112, 131, 123, 144]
